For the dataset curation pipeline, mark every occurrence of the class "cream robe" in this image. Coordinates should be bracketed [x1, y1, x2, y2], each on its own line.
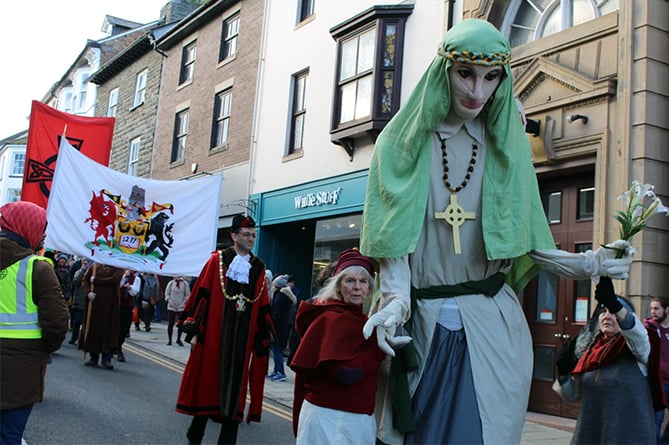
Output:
[374, 117, 596, 444]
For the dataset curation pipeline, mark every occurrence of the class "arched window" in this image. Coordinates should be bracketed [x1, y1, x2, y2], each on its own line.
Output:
[502, 0, 619, 47]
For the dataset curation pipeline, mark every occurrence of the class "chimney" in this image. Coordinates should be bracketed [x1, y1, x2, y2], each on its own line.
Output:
[160, 0, 200, 24]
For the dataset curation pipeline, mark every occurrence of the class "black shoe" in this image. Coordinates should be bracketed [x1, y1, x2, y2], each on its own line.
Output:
[101, 361, 114, 370]
[135, 324, 140, 331]
[186, 430, 202, 445]
[68, 339, 77, 345]
[84, 359, 98, 367]
[117, 353, 126, 362]
[145, 326, 151, 332]
[176, 340, 184, 347]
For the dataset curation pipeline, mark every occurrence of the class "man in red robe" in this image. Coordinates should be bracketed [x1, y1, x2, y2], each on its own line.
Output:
[176, 214, 273, 444]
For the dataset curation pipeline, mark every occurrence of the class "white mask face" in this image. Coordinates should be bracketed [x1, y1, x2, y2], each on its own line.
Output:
[448, 62, 504, 120]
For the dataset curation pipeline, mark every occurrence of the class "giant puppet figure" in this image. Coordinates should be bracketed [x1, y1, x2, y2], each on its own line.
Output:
[360, 19, 634, 444]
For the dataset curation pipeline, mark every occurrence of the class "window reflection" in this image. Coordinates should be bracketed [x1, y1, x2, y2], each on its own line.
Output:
[577, 187, 594, 220]
[312, 214, 362, 296]
[573, 243, 592, 322]
[541, 191, 562, 224]
[536, 270, 558, 323]
[508, 0, 619, 47]
[534, 345, 555, 380]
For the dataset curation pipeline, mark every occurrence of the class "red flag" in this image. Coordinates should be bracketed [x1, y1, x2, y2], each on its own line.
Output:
[22, 100, 115, 209]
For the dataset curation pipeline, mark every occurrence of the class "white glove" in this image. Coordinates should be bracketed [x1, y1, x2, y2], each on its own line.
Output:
[87, 292, 96, 302]
[371, 324, 412, 357]
[387, 334, 413, 349]
[363, 299, 408, 357]
[593, 239, 635, 283]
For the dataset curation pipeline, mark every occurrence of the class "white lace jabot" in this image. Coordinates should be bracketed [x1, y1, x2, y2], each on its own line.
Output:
[226, 254, 251, 284]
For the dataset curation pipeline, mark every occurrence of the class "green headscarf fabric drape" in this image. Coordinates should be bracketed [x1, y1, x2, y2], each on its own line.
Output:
[360, 19, 555, 292]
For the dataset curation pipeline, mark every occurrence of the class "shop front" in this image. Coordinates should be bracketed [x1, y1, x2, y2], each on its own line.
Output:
[250, 170, 368, 299]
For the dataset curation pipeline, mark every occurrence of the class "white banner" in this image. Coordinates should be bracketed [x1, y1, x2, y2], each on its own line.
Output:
[46, 138, 222, 276]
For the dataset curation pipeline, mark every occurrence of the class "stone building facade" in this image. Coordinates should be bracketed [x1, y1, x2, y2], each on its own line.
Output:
[91, 0, 199, 177]
[461, 0, 668, 417]
[152, 0, 264, 233]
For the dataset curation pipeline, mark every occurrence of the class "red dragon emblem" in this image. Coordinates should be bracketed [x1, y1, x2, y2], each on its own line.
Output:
[84, 191, 117, 246]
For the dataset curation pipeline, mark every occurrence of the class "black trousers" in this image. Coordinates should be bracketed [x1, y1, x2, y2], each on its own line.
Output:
[187, 416, 239, 445]
[141, 302, 153, 329]
[118, 305, 133, 347]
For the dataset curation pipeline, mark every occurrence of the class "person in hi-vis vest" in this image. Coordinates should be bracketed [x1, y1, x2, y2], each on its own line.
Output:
[0, 201, 69, 444]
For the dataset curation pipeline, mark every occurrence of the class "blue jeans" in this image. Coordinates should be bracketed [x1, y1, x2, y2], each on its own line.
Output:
[656, 383, 669, 444]
[0, 404, 33, 445]
[270, 343, 285, 375]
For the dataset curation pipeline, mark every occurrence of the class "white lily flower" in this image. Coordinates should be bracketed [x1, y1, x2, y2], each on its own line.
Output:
[650, 196, 669, 217]
[613, 181, 668, 249]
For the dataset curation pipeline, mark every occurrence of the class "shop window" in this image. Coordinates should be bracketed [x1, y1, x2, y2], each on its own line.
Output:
[311, 214, 362, 296]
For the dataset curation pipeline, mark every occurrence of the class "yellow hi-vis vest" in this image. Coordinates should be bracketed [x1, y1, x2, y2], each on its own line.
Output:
[0, 255, 44, 339]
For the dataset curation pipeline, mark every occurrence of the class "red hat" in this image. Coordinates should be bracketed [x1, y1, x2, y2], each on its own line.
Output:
[334, 248, 375, 276]
[0, 201, 47, 250]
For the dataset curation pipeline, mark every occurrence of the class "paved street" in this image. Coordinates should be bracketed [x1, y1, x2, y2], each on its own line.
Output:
[24, 325, 294, 445]
[124, 320, 575, 444]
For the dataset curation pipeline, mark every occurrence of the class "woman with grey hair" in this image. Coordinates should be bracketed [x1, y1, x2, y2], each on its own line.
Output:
[290, 249, 407, 444]
[554, 276, 655, 444]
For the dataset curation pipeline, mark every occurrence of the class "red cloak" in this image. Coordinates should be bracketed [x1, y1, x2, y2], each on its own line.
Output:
[176, 248, 273, 423]
[290, 301, 385, 435]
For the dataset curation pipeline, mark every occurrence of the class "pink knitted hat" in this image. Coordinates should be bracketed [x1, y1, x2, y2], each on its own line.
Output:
[0, 201, 47, 250]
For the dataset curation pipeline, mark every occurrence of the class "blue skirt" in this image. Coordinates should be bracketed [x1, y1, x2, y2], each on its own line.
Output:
[405, 323, 483, 444]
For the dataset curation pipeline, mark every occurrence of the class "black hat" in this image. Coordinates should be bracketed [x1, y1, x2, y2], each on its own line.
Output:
[231, 214, 256, 232]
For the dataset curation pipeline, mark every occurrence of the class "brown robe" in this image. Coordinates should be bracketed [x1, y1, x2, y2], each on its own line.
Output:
[79, 264, 123, 355]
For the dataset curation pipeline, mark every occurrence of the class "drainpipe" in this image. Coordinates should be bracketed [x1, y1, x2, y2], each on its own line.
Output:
[447, 0, 455, 29]
[247, 0, 271, 220]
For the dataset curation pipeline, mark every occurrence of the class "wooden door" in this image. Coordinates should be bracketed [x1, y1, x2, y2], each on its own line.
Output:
[525, 172, 594, 418]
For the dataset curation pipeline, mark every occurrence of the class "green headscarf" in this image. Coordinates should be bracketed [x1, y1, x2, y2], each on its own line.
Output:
[360, 19, 555, 292]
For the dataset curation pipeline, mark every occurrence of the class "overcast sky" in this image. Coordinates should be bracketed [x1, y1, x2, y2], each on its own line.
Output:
[0, 0, 168, 139]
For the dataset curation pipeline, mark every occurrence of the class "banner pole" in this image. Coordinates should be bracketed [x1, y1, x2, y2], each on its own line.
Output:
[82, 262, 97, 360]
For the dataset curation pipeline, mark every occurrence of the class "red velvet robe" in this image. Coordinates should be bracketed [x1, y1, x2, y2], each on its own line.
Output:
[176, 248, 273, 423]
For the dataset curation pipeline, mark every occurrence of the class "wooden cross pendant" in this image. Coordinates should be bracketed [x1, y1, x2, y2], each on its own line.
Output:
[434, 194, 476, 254]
